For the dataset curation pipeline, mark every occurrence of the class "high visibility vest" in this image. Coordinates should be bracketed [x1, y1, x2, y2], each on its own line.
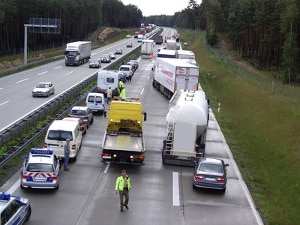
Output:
[119, 81, 124, 89]
[115, 175, 131, 191]
[120, 89, 126, 99]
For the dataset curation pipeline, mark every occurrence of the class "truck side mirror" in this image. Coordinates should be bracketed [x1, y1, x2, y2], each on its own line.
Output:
[143, 112, 147, 121]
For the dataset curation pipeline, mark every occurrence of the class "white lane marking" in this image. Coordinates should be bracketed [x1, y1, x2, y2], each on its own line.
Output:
[7, 179, 20, 194]
[65, 71, 73, 76]
[0, 100, 9, 106]
[103, 163, 110, 174]
[37, 71, 48, 76]
[140, 88, 144, 95]
[55, 66, 62, 69]
[16, 78, 29, 83]
[173, 172, 180, 206]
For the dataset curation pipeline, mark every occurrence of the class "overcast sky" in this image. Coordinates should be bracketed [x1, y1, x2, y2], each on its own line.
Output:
[120, 0, 202, 17]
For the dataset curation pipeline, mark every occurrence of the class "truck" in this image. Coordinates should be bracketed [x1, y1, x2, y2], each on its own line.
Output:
[140, 39, 155, 58]
[154, 35, 163, 45]
[166, 39, 177, 50]
[101, 98, 147, 165]
[96, 70, 120, 97]
[177, 50, 197, 65]
[64, 41, 91, 66]
[152, 58, 200, 99]
[137, 34, 144, 42]
[162, 89, 209, 166]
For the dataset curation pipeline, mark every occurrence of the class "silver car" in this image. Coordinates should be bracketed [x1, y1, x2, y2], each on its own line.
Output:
[193, 157, 229, 192]
[20, 148, 60, 189]
[32, 81, 55, 97]
[89, 59, 101, 68]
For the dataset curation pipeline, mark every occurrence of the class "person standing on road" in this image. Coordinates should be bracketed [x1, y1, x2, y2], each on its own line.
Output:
[63, 139, 70, 171]
[119, 87, 126, 100]
[115, 170, 131, 212]
[106, 87, 112, 104]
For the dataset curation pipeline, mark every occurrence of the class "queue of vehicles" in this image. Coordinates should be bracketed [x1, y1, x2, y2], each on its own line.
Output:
[8, 28, 231, 224]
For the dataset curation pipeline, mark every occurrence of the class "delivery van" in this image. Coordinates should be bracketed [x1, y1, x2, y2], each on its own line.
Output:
[86, 92, 105, 114]
[44, 120, 83, 160]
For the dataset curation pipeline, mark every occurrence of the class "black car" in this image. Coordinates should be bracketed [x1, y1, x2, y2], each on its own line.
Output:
[126, 42, 133, 48]
[100, 54, 111, 63]
[193, 157, 229, 192]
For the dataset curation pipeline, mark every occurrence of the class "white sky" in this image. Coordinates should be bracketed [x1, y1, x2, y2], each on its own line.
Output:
[120, 0, 202, 17]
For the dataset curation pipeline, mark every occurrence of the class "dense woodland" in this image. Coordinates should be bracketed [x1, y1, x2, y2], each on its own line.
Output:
[0, 0, 299, 83]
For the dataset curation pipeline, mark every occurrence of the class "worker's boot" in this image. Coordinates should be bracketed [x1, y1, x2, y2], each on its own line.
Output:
[120, 204, 123, 212]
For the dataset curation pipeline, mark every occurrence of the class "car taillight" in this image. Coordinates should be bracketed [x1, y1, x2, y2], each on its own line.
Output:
[43, 143, 48, 148]
[72, 144, 76, 149]
[217, 177, 225, 183]
[194, 174, 203, 180]
[137, 155, 145, 160]
[102, 153, 110, 157]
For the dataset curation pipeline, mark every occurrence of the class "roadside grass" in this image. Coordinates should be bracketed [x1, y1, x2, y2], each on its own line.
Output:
[179, 29, 300, 225]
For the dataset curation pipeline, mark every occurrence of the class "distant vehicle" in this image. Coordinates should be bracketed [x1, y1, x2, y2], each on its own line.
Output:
[32, 81, 55, 97]
[109, 52, 116, 60]
[115, 48, 123, 54]
[64, 41, 91, 66]
[119, 65, 133, 80]
[20, 148, 60, 189]
[137, 34, 143, 42]
[184, 42, 189, 46]
[63, 117, 87, 135]
[126, 34, 132, 38]
[125, 60, 138, 72]
[89, 59, 101, 68]
[140, 39, 155, 58]
[68, 106, 94, 126]
[85, 93, 105, 115]
[100, 54, 111, 63]
[193, 157, 229, 192]
[154, 35, 163, 44]
[0, 192, 31, 224]
[126, 42, 133, 48]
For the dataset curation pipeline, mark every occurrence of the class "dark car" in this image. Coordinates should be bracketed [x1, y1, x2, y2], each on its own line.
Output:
[100, 54, 111, 63]
[89, 59, 101, 68]
[193, 157, 229, 192]
[68, 106, 94, 128]
[126, 42, 133, 48]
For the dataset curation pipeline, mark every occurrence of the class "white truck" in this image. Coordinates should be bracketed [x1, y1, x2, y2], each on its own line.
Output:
[96, 70, 119, 97]
[64, 41, 91, 66]
[166, 39, 177, 50]
[140, 39, 155, 58]
[162, 89, 209, 166]
[177, 50, 197, 65]
[152, 58, 200, 99]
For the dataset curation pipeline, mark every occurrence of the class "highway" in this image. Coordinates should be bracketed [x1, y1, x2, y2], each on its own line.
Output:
[0, 28, 263, 225]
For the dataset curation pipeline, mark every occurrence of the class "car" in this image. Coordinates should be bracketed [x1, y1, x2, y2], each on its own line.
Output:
[20, 148, 60, 189]
[118, 72, 127, 83]
[32, 81, 55, 97]
[89, 59, 101, 68]
[119, 65, 133, 81]
[126, 42, 133, 48]
[126, 60, 139, 72]
[126, 34, 132, 38]
[0, 192, 31, 224]
[193, 157, 229, 192]
[63, 117, 87, 135]
[100, 54, 111, 63]
[109, 52, 116, 60]
[115, 48, 123, 54]
[184, 42, 189, 46]
[68, 106, 94, 127]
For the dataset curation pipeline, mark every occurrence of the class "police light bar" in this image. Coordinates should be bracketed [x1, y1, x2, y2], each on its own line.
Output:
[0, 192, 11, 200]
[30, 148, 53, 155]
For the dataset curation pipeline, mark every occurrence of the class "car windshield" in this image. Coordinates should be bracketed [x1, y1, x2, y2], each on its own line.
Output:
[71, 110, 86, 116]
[200, 163, 223, 173]
[26, 163, 54, 172]
[36, 84, 48, 88]
[47, 130, 73, 141]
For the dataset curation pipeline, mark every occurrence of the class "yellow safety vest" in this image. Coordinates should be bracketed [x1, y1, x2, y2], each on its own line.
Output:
[115, 175, 131, 191]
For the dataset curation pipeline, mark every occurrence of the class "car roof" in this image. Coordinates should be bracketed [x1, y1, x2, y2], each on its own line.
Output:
[71, 106, 88, 111]
[37, 81, 51, 85]
[201, 157, 223, 165]
[27, 149, 55, 164]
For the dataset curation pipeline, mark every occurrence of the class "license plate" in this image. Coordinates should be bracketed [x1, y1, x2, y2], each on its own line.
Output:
[205, 178, 216, 181]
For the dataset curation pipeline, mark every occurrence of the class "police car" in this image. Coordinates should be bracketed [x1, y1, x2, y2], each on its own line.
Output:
[0, 192, 31, 224]
[20, 148, 60, 189]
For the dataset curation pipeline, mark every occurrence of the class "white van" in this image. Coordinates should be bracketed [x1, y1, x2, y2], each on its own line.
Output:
[44, 120, 83, 160]
[86, 92, 105, 114]
[119, 65, 133, 80]
[96, 70, 119, 96]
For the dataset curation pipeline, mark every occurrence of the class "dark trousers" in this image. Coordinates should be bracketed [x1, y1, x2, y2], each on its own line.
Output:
[119, 189, 129, 207]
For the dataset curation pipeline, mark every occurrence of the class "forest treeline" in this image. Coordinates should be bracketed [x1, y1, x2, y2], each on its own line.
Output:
[0, 0, 299, 83]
